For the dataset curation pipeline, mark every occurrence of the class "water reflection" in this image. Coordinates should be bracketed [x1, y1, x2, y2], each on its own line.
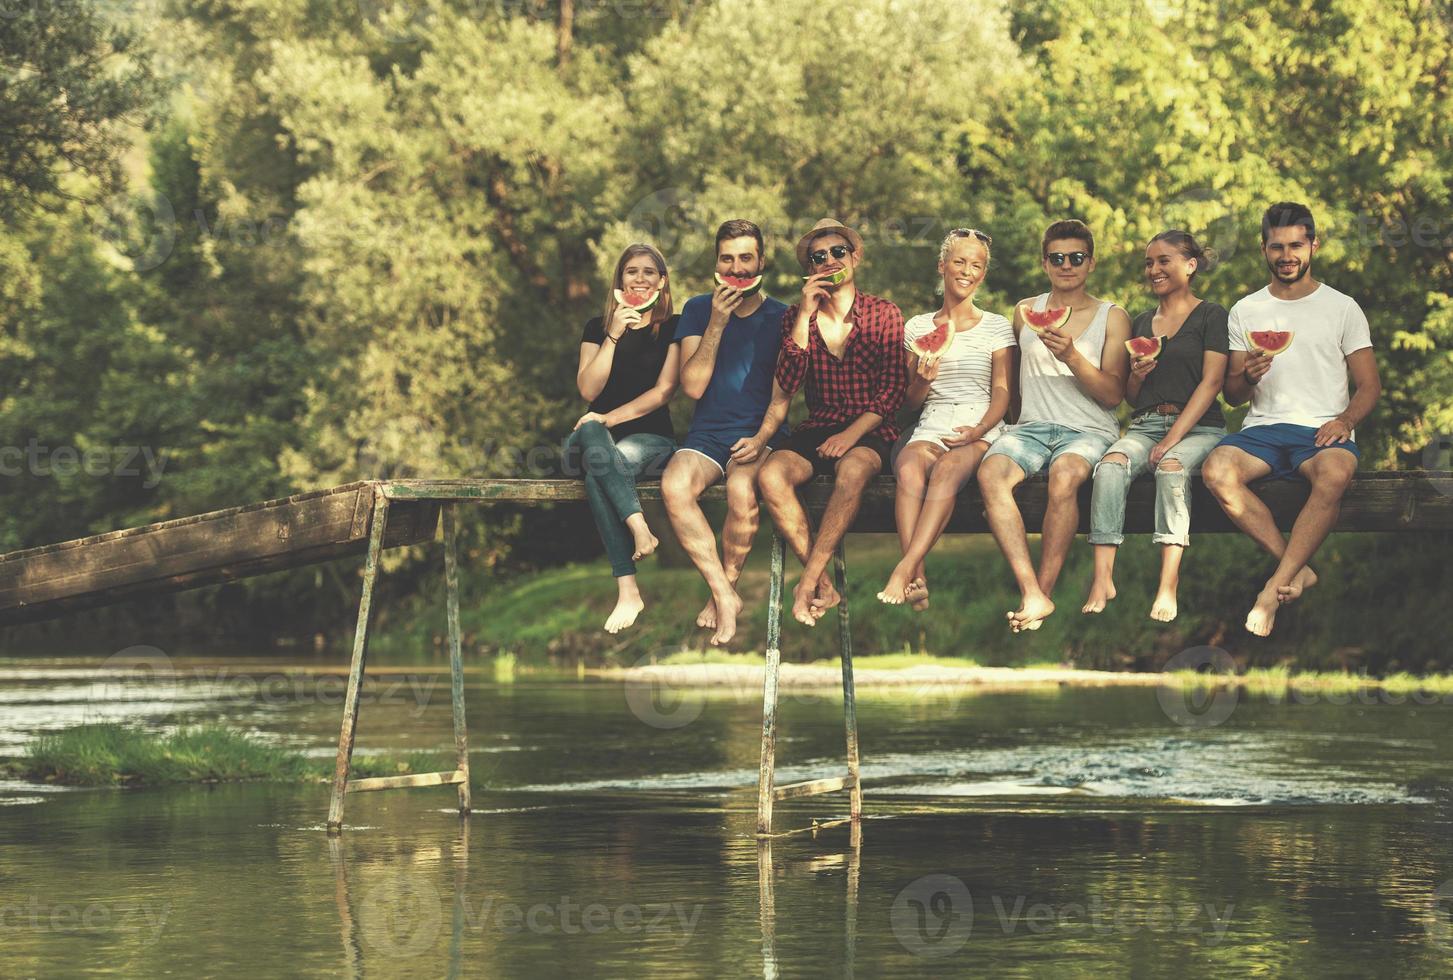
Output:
[758, 822, 861, 980]
[329, 816, 475, 979]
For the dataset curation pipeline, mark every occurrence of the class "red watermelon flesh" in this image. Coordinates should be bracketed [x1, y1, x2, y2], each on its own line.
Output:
[715, 272, 763, 296]
[614, 286, 661, 312]
[1125, 336, 1163, 359]
[911, 320, 955, 360]
[1019, 304, 1072, 334]
[1249, 330, 1294, 355]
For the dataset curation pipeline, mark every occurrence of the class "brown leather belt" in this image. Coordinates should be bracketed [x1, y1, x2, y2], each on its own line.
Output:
[1136, 402, 1182, 417]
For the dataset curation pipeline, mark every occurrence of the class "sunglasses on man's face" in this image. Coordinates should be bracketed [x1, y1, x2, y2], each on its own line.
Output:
[1046, 251, 1089, 268]
[809, 244, 853, 266]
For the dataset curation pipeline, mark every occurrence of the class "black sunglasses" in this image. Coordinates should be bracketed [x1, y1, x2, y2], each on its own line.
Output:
[1046, 251, 1089, 268]
[809, 244, 853, 266]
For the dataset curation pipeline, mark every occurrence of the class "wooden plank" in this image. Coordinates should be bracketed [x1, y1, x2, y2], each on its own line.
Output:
[0, 471, 1445, 628]
[345, 770, 467, 793]
[0, 483, 438, 625]
[773, 775, 852, 801]
[383, 472, 1453, 533]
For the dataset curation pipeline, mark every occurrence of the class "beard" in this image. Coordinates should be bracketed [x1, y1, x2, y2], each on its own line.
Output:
[1268, 258, 1309, 284]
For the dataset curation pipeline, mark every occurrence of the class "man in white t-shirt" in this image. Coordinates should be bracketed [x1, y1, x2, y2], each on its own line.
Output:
[1202, 202, 1382, 637]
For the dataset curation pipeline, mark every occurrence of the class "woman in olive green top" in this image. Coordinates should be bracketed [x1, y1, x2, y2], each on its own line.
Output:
[1085, 231, 1229, 622]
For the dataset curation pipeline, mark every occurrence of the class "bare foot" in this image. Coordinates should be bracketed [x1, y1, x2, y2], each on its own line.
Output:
[1149, 590, 1178, 622]
[877, 564, 913, 605]
[905, 578, 930, 612]
[1276, 566, 1318, 605]
[709, 589, 744, 646]
[1244, 588, 1279, 636]
[1009, 592, 1055, 633]
[630, 527, 659, 562]
[1081, 578, 1117, 614]
[696, 597, 717, 630]
[810, 575, 841, 620]
[604, 595, 645, 634]
[791, 578, 820, 627]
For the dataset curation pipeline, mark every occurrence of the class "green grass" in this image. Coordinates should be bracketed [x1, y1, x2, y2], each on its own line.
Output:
[25, 723, 313, 786]
[21, 723, 462, 789]
[1169, 667, 1453, 696]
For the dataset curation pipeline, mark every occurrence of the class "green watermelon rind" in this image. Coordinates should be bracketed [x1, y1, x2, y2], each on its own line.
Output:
[714, 272, 764, 296]
[1249, 330, 1294, 356]
[613, 287, 662, 312]
[802, 268, 848, 287]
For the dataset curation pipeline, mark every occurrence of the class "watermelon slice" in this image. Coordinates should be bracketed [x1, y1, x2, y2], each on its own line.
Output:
[1249, 329, 1294, 356]
[802, 268, 848, 288]
[1018, 304, 1072, 334]
[613, 286, 661, 313]
[714, 272, 763, 296]
[910, 320, 955, 360]
[1125, 336, 1163, 360]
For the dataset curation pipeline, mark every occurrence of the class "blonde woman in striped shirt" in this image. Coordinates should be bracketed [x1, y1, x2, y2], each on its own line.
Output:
[878, 229, 1015, 608]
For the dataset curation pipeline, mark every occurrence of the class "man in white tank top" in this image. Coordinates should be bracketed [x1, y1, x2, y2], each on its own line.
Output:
[978, 220, 1131, 632]
[1202, 202, 1381, 637]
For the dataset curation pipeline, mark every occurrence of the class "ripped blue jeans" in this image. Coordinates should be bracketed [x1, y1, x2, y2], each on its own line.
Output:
[1088, 414, 1226, 547]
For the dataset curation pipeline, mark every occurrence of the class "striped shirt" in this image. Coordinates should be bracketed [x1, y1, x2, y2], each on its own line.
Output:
[904, 311, 1016, 408]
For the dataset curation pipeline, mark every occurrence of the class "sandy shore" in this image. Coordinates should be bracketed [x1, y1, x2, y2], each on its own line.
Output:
[598, 663, 1178, 691]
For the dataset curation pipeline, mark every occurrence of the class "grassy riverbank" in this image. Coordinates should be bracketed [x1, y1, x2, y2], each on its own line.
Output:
[373, 526, 1453, 674]
[13, 723, 456, 788]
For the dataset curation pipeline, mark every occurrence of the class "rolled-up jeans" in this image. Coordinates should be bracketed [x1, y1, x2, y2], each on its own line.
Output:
[1088, 414, 1226, 547]
[563, 422, 675, 577]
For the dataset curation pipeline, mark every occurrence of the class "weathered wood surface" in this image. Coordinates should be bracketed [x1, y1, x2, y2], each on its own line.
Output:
[384, 471, 1453, 534]
[0, 471, 1447, 626]
[0, 482, 438, 625]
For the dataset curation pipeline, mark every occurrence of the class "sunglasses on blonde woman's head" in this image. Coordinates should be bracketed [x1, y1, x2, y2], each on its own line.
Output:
[809, 244, 853, 266]
[1046, 251, 1089, 267]
[952, 228, 993, 247]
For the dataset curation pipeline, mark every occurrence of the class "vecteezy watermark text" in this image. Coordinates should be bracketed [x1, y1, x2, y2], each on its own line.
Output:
[891, 874, 1234, 957]
[0, 440, 167, 489]
[0, 897, 172, 946]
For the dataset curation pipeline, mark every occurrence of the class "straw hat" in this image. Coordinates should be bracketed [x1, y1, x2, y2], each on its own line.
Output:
[795, 218, 865, 270]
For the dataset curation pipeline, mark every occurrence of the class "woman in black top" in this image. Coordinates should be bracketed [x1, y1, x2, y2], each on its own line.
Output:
[1085, 230, 1229, 622]
[566, 243, 681, 634]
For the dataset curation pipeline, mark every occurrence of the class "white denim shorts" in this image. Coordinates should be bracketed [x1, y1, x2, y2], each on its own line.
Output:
[902, 400, 1004, 452]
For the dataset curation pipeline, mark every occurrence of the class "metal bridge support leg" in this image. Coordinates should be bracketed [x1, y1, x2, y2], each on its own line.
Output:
[444, 503, 472, 816]
[756, 533, 787, 837]
[327, 488, 390, 834]
[835, 542, 862, 822]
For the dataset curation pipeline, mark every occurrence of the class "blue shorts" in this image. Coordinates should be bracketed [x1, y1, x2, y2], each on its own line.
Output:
[1215, 423, 1359, 480]
[983, 421, 1116, 477]
[679, 426, 788, 472]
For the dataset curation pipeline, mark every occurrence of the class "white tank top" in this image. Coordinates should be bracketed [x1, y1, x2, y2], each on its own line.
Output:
[1016, 293, 1120, 440]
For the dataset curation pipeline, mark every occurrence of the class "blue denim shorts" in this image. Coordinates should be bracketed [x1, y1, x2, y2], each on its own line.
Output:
[984, 420, 1117, 477]
[679, 426, 788, 472]
[1216, 423, 1359, 481]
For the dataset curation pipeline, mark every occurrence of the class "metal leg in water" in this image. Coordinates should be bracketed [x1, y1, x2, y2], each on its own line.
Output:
[327, 488, 390, 834]
[835, 542, 862, 821]
[756, 533, 786, 837]
[444, 503, 471, 815]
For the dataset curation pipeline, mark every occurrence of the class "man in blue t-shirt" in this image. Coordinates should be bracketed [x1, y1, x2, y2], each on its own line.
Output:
[661, 219, 788, 647]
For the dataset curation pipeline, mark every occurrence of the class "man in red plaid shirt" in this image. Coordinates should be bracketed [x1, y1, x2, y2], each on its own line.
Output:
[755, 219, 909, 625]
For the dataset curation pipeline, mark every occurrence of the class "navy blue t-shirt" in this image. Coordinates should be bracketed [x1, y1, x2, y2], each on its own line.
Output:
[677, 294, 788, 435]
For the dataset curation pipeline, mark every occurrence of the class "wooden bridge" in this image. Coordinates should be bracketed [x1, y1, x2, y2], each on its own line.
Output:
[2, 471, 1450, 833]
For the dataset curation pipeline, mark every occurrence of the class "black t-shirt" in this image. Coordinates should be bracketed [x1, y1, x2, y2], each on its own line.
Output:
[1131, 301, 1229, 427]
[580, 314, 680, 440]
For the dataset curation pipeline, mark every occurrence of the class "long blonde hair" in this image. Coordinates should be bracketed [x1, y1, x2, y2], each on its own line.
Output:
[602, 243, 673, 340]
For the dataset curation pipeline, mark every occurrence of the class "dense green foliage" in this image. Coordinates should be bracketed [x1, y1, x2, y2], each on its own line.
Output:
[1, 0, 1450, 644]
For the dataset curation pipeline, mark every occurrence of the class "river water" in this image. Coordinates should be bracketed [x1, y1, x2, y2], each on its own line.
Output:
[3, 656, 1453, 976]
